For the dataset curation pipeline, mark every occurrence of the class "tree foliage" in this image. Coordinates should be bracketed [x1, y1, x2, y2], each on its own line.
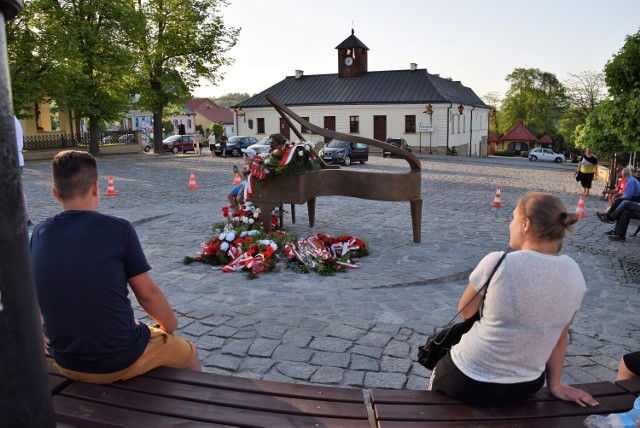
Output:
[500, 68, 568, 139]
[214, 92, 252, 108]
[135, 0, 240, 153]
[559, 71, 607, 148]
[8, 0, 145, 155]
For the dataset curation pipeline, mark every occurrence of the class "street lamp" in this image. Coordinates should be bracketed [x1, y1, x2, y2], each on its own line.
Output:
[458, 104, 464, 115]
[423, 104, 433, 154]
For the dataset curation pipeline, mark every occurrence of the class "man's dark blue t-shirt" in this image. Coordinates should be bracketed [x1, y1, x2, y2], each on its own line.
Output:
[31, 210, 151, 373]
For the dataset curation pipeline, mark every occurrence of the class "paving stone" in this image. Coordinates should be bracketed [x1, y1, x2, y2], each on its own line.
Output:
[343, 371, 365, 387]
[276, 362, 317, 381]
[351, 355, 379, 371]
[364, 372, 407, 389]
[381, 356, 412, 373]
[356, 332, 392, 348]
[311, 366, 345, 384]
[221, 340, 252, 357]
[195, 335, 226, 351]
[239, 358, 277, 375]
[351, 345, 383, 359]
[272, 345, 313, 362]
[309, 337, 352, 353]
[310, 351, 351, 368]
[281, 330, 313, 347]
[255, 323, 288, 340]
[181, 322, 213, 337]
[248, 338, 280, 357]
[384, 340, 411, 358]
[327, 324, 368, 341]
[202, 354, 242, 371]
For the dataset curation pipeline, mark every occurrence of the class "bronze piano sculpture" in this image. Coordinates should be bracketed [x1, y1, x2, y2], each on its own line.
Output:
[249, 94, 423, 243]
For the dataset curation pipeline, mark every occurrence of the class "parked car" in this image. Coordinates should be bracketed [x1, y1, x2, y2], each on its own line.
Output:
[382, 138, 412, 158]
[247, 137, 272, 155]
[318, 139, 369, 166]
[528, 147, 565, 163]
[213, 136, 259, 157]
[162, 134, 195, 154]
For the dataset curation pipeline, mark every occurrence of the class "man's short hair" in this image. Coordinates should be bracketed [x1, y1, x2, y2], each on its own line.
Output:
[52, 150, 98, 200]
[623, 167, 632, 178]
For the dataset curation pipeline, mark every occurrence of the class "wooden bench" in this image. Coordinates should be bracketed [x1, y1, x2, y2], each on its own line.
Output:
[48, 355, 639, 427]
[47, 358, 370, 427]
[370, 382, 638, 427]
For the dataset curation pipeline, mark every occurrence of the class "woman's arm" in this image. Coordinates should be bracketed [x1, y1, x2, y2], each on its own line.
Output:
[457, 284, 482, 320]
[546, 315, 599, 407]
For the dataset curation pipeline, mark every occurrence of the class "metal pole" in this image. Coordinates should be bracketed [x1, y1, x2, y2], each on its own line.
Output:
[0, 0, 55, 425]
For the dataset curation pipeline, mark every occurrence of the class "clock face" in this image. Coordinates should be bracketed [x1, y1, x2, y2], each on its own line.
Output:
[344, 56, 354, 66]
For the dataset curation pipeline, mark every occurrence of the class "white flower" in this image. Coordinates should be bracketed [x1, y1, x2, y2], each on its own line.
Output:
[226, 232, 236, 241]
[220, 242, 229, 251]
[253, 211, 260, 218]
[249, 218, 255, 224]
[298, 150, 304, 156]
[219, 233, 228, 241]
[240, 231, 248, 237]
[241, 216, 248, 223]
[269, 242, 278, 250]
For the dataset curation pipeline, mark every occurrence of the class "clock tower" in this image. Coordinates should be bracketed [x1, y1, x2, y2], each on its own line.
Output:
[336, 29, 369, 78]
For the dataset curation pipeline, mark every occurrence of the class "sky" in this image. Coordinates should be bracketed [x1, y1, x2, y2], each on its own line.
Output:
[195, 0, 640, 103]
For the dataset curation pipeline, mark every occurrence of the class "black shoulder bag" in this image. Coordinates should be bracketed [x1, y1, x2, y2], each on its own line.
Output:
[417, 252, 507, 370]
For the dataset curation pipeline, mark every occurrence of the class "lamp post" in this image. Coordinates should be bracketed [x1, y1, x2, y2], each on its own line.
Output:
[423, 104, 433, 154]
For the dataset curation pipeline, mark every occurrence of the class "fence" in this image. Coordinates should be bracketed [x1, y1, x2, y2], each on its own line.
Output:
[23, 131, 138, 151]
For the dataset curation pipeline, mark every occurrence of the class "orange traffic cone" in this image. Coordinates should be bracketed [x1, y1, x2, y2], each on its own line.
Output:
[232, 172, 242, 185]
[104, 176, 118, 196]
[187, 170, 198, 189]
[491, 186, 501, 208]
[575, 195, 586, 218]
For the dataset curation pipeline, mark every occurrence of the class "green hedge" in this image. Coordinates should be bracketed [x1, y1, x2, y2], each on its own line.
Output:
[494, 149, 515, 157]
[521, 151, 529, 158]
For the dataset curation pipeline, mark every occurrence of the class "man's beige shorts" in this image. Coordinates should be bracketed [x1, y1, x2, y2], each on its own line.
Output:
[55, 327, 195, 384]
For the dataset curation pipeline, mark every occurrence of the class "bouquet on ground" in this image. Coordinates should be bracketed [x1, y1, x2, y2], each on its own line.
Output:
[186, 204, 369, 277]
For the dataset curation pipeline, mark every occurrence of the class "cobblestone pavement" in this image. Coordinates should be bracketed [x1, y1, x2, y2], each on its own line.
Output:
[24, 149, 639, 391]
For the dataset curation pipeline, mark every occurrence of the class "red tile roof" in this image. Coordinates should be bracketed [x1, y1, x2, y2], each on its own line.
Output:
[501, 119, 538, 142]
[185, 98, 234, 124]
[539, 134, 553, 144]
[488, 134, 500, 143]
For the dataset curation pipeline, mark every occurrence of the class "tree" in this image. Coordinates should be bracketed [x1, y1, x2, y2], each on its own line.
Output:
[559, 71, 607, 148]
[8, 0, 145, 155]
[135, 0, 240, 154]
[603, 30, 640, 149]
[214, 92, 253, 108]
[481, 91, 502, 135]
[500, 68, 568, 138]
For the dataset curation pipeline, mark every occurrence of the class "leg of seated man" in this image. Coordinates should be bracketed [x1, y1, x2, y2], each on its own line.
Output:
[55, 327, 200, 383]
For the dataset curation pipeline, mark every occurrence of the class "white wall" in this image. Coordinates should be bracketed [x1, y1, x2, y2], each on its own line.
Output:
[236, 104, 489, 153]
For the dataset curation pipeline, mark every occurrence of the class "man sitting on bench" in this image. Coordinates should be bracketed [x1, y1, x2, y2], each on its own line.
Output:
[603, 200, 640, 242]
[31, 150, 201, 383]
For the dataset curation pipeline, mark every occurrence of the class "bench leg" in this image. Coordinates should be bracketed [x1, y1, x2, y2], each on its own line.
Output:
[307, 198, 316, 228]
[290, 204, 296, 224]
[410, 199, 422, 243]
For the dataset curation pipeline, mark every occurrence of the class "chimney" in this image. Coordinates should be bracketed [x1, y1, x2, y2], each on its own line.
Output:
[410, 63, 417, 71]
[295, 70, 304, 79]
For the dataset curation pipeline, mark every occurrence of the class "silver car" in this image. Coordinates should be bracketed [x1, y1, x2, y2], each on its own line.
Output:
[528, 148, 565, 163]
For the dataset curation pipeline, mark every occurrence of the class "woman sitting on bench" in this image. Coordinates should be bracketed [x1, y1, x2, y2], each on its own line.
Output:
[429, 192, 599, 408]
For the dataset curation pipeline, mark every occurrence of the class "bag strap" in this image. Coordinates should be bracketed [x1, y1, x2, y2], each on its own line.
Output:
[440, 251, 507, 329]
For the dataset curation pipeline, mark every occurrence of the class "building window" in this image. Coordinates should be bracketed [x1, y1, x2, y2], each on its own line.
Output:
[173, 120, 178, 128]
[257, 118, 265, 134]
[187, 119, 192, 129]
[301, 117, 312, 134]
[405, 115, 416, 133]
[457, 115, 460, 134]
[463, 116, 466, 133]
[350, 116, 359, 133]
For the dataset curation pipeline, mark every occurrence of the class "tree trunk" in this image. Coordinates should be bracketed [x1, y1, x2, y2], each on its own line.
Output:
[88, 115, 100, 156]
[153, 110, 164, 154]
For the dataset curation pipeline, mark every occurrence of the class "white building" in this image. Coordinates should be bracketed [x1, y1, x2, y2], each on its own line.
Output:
[235, 30, 490, 156]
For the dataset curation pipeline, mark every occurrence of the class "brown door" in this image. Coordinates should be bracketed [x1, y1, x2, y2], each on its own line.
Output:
[323, 116, 335, 143]
[373, 115, 387, 142]
[279, 118, 290, 140]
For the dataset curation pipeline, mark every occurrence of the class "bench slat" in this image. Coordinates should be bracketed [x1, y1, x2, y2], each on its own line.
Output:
[60, 382, 370, 427]
[110, 376, 368, 419]
[49, 374, 72, 395]
[144, 365, 364, 402]
[53, 395, 221, 427]
[372, 394, 636, 422]
[616, 378, 640, 395]
[370, 414, 595, 427]
[371, 382, 628, 405]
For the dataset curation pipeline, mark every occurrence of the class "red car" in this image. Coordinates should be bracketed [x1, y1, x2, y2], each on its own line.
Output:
[162, 135, 195, 154]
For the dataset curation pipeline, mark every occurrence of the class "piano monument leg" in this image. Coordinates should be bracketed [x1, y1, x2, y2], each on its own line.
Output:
[307, 198, 316, 227]
[410, 199, 422, 243]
